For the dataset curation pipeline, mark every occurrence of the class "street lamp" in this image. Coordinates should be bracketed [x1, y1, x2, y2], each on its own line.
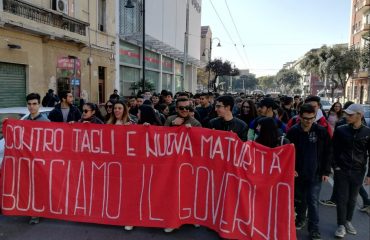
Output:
[202, 37, 221, 92]
[125, 0, 145, 92]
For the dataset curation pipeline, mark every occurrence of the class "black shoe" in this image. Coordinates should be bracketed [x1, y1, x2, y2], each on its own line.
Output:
[310, 231, 322, 240]
[295, 220, 306, 230]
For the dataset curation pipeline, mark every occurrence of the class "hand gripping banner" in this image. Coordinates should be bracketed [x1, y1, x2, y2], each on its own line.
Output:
[1, 119, 296, 240]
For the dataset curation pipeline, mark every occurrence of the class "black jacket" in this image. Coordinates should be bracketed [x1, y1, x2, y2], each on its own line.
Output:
[48, 103, 81, 122]
[333, 124, 370, 177]
[286, 123, 332, 178]
[208, 117, 248, 141]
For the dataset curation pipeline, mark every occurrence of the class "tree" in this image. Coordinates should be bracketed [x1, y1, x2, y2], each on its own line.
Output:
[257, 75, 277, 91]
[206, 58, 240, 92]
[233, 74, 258, 91]
[300, 45, 361, 100]
[197, 68, 212, 89]
[275, 69, 301, 94]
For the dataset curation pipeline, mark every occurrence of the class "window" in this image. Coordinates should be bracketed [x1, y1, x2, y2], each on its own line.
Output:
[98, 0, 106, 32]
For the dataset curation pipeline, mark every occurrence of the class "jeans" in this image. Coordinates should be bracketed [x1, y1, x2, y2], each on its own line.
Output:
[330, 174, 370, 205]
[334, 169, 365, 225]
[295, 177, 322, 232]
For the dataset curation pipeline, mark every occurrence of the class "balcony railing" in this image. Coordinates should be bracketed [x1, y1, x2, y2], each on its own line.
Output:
[3, 0, 89, 36]
[355, 0, 370, 12]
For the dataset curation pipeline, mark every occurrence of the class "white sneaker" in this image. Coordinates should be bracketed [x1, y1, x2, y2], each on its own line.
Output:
[334, 225, 346, 238]
[164, 228, 174, 233]
[124, 226, 134, 231]
[344, 221, 357, 235]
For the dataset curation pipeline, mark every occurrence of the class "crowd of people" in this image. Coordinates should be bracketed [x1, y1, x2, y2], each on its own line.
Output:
[20, 89, 370, 239]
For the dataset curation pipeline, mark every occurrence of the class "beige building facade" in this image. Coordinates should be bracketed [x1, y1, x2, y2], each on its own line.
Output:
[0, 0, 116, 107]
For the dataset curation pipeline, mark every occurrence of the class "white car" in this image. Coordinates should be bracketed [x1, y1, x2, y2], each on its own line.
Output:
[0, 107, 54, 165]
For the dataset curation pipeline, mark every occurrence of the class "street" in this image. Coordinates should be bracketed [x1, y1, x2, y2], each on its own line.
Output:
[0, 180, 368, 240]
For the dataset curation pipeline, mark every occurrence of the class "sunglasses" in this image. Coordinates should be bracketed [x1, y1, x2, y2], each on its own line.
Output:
[106, 105, 113, 109]
[301, 116, 315, 121]
[178, 106, 190, 111]
[83, 109, 92, 113]
[242, 106, 250, 109]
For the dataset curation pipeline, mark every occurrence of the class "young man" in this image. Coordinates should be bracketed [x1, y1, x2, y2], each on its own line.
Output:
[247, 97, 286, 140]
[109, 89, 120, 102]
[25, 93, 50, 224]
[26, 93, 50, 122]
[286, 96, 332, 137]
[280, 96, 295, 124]
[195, 92, 213, 126]
[164, 98, 201, 127]
[332, 104, 370, 238]
[286, 104, 332, 240]
[48, 90, 81, 123]
[208, 95, 248, 141]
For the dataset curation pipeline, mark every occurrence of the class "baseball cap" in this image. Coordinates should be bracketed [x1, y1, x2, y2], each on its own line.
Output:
[344, 104, 364, 115]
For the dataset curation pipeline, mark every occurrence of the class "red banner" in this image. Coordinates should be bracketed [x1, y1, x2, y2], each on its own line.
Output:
[1, 119, 296, 240]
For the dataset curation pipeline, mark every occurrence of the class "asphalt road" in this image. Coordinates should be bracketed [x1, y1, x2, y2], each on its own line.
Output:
[0, 181, 369, 240]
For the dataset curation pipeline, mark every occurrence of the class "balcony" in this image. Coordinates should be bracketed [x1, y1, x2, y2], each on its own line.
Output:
[352, 70, 369, 79]
[355, 0, 370, 13]
[2, 0, 89, 36]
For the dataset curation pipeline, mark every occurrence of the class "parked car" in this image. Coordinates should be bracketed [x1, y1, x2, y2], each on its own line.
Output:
[0, 107, 53, 165]
[363, 104, 370, 127]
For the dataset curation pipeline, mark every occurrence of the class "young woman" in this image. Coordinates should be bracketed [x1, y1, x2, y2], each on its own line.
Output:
[107, 100, 135, 125]
[79, 102, 104, 124]
[327, 102, 343, 131]
[237, 100, 257, 126]
[104, 99, 115, 123]
[255, 117, 289, 148]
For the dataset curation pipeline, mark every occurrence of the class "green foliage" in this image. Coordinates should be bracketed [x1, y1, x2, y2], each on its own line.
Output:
[257, 75, 277, 91]
[129, 79, 155, 95]
[275, 69, 301, 92]
[206, 58, 240, 92]
[300, 44, 361, 98]
[234, 74, 258, 90]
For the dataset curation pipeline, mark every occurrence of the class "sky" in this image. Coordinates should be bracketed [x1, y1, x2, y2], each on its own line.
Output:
[201, 0, 351, 77]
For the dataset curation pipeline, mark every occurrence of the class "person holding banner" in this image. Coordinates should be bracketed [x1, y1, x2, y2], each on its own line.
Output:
[24, 93, 50, 224]
[286, 103, 332, 240]
[164, 98, 201, 127]
[48, 90, 81, 123]
[208, 95, 248, 141]
[106, 100, 135, 125]
[79, 103, 104, 124]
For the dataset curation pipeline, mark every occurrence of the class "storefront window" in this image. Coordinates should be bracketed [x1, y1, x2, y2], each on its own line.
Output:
[162, 56, 173, 73]
[162, 73, 172, 91]
[145, 51, 160, 70]
[120, 66, 140, 96]
[145, 70, 159, 92]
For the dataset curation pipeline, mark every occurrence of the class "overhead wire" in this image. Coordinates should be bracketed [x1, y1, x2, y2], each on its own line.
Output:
[208, 0, 247, 68]
[224, 0, 251, 68]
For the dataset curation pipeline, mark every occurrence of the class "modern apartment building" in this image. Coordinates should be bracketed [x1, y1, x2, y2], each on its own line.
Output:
[0, 0, 116, 107]
[118, 0, 202, 96]
[348, 0, 370, 104]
